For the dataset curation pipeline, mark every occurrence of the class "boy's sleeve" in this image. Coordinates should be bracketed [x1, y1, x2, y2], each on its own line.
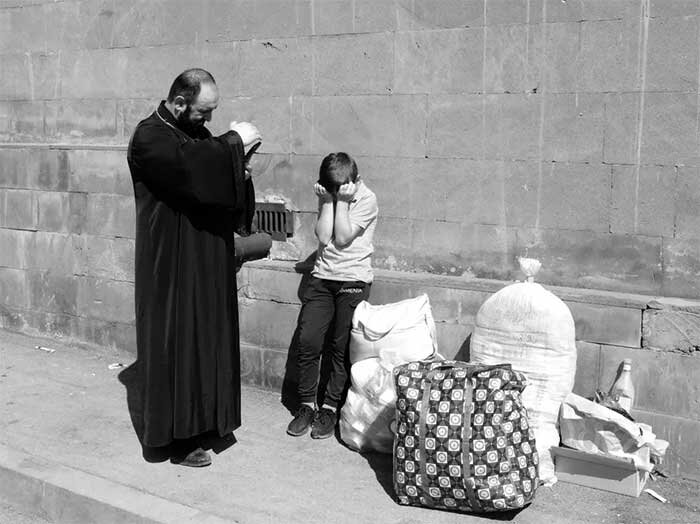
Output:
[349, 192, 378, 231]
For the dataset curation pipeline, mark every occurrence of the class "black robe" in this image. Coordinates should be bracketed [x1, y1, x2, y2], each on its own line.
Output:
[126, 102, 254, 448]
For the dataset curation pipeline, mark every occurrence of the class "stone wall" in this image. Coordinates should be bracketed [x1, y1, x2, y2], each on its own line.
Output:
[1, 0, 700, 479]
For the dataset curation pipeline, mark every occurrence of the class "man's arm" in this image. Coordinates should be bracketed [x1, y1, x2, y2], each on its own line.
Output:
[129, 122, 247, 208]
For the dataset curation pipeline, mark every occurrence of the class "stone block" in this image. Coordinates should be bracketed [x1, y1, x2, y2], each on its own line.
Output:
[538, 162, 610, 233]
[458, 224, 517, 280]
[572, 341, 601, 398]
[37, 192, 69, 233]
[366, 279, 415, 306]
[110, 0, 206, 48]
[394, 28, 483, 95]
[72, 317, 136, 353]
[240, 343, 264, 388]
[117, 99, 157, 141]
[235, 38, 313, 97]
[567, 301, 641, 347]
[577, 18, 640, 92]
[541, 22, 580, 92]
[85, 194, 135, 238]
[599, 345, 700, 420]
[649, 0, 699, 18]
[675, 166, 700, 239]
[291, 95, 428, 157]
[372, 218, 414, 273]
[484, 0, 531, 24]
[0, 304, 27, 331]
[205, 0, 312, 41]
[0, 227, 31, 268]
[45, 99, 119, 142]
[641, 92, 700, 167]
[0, 101, 45, 142]
[27, 270, 78, 315]
[643, 306, 700, 353]
[261, 347, 289, 390]
[602, 92, 640, 165]
[238, 297, 300, 350]
[483, 93, 541, 160]
[351, 0, 400, 33]
[435, 321, 472, 360]
[60, 48, 128, 99]
[483, 23, 544, 94]
[395, 0, 485, 30]
[0, 52, 60, 100]
[214, 97, 291, 155]
[76, 276, 135, 323]
[632, 410, 700, 480]
[26, 231, 81, 275]
[359, 156, 415, 220]
[314, 33, 393, 96]
[516, 228, 663, 295]
[645, 16, 699, 92]
[542, 94, 605, 162]
[2, 189, 37, 231]
[659, 237, 700, 300]
[82, 235, 135, 282]
[241, 266, 304, 304]
[610, 165, 677, 237]
[0, 267, 29, 308]
[427, 95, 483, 159]
[68, 149, 132, 196]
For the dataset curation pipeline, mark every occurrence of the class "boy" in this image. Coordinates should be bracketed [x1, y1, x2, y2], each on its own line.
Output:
[287, 152, 378, 439]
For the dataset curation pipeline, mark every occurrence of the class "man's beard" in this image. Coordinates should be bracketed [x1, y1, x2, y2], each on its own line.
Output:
[176, 106, 204, 135]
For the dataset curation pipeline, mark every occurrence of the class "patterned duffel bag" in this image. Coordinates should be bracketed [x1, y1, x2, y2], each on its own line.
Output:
[393, 360, 539, 512]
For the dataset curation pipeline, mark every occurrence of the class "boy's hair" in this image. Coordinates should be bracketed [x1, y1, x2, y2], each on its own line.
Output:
[319, 152, 358, 194]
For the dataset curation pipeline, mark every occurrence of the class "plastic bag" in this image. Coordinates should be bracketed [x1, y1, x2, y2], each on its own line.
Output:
[470, 258, 577, 485]
[340, 294, 439, 453]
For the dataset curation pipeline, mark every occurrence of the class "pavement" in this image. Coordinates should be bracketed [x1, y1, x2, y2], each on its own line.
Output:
[0, 329, 698, 524]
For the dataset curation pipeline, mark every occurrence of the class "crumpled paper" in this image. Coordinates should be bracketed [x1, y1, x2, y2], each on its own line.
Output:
[559, 393, 668, 472]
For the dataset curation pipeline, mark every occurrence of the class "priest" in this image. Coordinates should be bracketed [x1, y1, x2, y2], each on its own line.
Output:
[126, 68, 261, 467]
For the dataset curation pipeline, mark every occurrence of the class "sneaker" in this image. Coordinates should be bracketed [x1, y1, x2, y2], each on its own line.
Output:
[286, 404, 315, 436]
[310, 407, 337, 439]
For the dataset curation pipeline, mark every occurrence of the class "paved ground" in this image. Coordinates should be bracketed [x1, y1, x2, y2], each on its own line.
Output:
[0, 328, 698, 524]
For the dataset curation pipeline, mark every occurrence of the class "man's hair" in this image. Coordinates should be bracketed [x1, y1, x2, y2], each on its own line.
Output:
[319, 152, 358, 193]
[167, 68, 216, 105]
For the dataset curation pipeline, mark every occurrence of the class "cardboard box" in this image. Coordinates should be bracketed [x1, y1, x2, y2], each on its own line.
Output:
[552, 446, 650, 497]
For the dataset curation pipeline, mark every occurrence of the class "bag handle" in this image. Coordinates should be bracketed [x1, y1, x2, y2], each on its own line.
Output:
[416, 364, 481, 511]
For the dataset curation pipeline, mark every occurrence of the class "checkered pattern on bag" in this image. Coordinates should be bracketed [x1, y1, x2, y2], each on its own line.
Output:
[393, 360, 539, 513]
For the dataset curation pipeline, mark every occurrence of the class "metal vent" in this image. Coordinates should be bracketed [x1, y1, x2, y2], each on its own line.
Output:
[254, 202, 293, 241]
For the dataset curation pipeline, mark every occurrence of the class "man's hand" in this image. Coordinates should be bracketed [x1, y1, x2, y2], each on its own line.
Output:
[336, 181, 357, 203]
[230, 121, 262, 152]
[314, 182, 334, 204]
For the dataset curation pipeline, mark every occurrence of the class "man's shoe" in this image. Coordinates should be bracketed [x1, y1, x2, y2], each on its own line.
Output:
[286, 404, 316, 436]
[311, 407, 337, 439]
[170, 447, 212, 467]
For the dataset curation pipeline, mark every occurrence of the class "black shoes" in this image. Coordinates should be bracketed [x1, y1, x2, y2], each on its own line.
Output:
[170, 447, 212, 467]
[310, 407, 337, 440]
[286, 404, 316, 436]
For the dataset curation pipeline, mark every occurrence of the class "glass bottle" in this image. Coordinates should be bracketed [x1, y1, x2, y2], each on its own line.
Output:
[609, 359, 635, 413]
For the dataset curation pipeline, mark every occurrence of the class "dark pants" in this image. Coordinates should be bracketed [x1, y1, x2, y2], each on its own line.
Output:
[296, 276, 370, 409]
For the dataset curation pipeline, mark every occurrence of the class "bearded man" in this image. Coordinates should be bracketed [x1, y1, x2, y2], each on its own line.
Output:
[126, 68, 261, 467]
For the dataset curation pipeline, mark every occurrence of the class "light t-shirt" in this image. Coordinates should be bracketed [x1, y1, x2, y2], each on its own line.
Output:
[312, 180, 378, 283]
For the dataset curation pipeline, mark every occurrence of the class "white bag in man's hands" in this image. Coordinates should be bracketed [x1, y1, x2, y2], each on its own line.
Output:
[229, 121, 262, 152]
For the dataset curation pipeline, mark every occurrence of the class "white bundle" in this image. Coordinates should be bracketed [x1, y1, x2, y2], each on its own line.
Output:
[470, 258, 577, 485]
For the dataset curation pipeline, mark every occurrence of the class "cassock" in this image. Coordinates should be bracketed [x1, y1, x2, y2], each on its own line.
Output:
[126, 101, 254, 448]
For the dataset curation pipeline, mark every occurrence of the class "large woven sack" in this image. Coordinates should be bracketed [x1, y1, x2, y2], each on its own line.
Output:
[393, 360, 539, 512]
[340, 294, 438, 453]
[470, 258, 576, 485]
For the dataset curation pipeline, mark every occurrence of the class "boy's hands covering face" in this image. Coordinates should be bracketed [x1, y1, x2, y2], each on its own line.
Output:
[336, 181, 357, 203]
[314, 182, 334, 203]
